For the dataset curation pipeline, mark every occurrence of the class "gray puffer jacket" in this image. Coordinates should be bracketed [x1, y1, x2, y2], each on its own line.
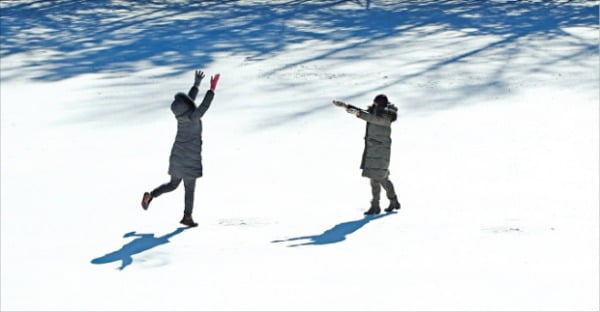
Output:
[168, 86, 214, 178]
[357, 104, 398, 179]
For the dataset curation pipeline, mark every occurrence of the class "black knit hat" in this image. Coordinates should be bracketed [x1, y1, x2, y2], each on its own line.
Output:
[374, 94, 389, 107]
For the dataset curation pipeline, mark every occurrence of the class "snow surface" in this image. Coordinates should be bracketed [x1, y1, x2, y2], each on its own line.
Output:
[1, 0, 599, 311]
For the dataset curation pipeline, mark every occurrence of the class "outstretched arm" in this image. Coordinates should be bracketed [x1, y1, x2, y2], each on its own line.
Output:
[332, 99, 367, 115]
[333, 100, 391, 126]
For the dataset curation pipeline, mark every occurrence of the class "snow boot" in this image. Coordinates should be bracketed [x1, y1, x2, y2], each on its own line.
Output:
[141, 192, 153, 210]
[384, 196, 401, 213]
[364, 201, 381, 215]
[180, 214, 198, 227]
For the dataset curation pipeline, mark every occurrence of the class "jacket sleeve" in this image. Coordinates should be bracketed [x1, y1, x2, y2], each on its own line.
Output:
[188, 86, 199, 101]
[188, 90, 214, 121]
[356, 110, 391, 126]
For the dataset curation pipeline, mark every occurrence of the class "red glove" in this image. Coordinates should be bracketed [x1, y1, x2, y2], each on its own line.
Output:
[210, 74, 220, 91]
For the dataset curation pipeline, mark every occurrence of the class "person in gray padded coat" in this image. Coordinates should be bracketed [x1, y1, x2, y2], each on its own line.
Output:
[333, 94, 401, 215]
[141, 70, 220, 227]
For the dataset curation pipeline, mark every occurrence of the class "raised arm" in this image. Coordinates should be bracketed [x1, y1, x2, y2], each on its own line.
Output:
[187, 70, 205, 100]
[188, 73, 220, 121]
[189, 90, 214, 120]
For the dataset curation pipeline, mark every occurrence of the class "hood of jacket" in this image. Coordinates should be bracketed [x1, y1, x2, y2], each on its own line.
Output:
[385, 103, 398, 122]
[171, 92, 196, 117]
[368, 103, 398, 122]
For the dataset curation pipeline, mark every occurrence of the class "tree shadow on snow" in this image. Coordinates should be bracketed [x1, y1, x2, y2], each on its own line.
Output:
[272, 212, 395, 247]
[1, 0, 597, 123]
[91, 227, 190, 270]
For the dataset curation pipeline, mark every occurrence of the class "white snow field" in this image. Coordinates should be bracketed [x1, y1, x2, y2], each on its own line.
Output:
[1, 0, 599, 311]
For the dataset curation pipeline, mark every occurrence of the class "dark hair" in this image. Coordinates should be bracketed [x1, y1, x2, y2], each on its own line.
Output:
[369, 94, 397, 122]
[373, 94, 389, 107]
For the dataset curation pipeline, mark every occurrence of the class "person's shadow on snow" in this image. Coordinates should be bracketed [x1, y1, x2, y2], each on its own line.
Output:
[272, 212, 396, 247]
[91, 227, 189, 270]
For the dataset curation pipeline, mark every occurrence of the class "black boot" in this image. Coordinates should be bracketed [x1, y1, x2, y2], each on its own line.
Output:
[384, 196, 401, 213]
[141, 192, 153, 210]
[180, 214, 198, 227]
[364, 201, 381, 215]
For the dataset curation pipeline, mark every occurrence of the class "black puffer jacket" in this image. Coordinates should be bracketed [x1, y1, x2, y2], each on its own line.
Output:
[168, 86, 214, 178]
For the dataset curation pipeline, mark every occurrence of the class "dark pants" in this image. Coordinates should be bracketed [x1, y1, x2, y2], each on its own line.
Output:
[151, 175, 197, 215]
[370, 177, 397, 204]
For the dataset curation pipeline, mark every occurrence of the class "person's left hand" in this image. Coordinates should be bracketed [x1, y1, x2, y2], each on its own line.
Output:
[194, 70, 205, 86]
[210, 73, 220, 91]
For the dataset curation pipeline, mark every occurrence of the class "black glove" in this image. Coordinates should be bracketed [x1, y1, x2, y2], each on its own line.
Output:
[194, 70, 205, 87]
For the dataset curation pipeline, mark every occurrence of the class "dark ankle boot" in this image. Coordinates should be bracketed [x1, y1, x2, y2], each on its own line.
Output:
[180, 214, 198, 227]
[141, 192, 153, 210]
[364, 201, 381, 215]
[384, 196, 401, 212]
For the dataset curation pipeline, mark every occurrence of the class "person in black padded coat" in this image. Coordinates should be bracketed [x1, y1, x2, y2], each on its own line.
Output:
[141, 69, 220, 227]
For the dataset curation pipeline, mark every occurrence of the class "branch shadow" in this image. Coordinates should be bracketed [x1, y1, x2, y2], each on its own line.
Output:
[91, 226, 190, 270]
[1, 0, 597, 124]
[272, 212, 396, 247]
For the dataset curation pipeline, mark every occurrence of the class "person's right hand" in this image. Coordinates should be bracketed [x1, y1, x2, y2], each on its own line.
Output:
[210, 74, 220, 91]
[194, 70, 205, 87]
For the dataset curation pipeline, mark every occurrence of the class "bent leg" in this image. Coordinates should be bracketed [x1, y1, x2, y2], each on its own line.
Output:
[151, 176, 182, 198]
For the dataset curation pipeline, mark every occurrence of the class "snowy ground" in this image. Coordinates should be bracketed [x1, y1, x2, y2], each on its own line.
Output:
[1, 0, 599, 311]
